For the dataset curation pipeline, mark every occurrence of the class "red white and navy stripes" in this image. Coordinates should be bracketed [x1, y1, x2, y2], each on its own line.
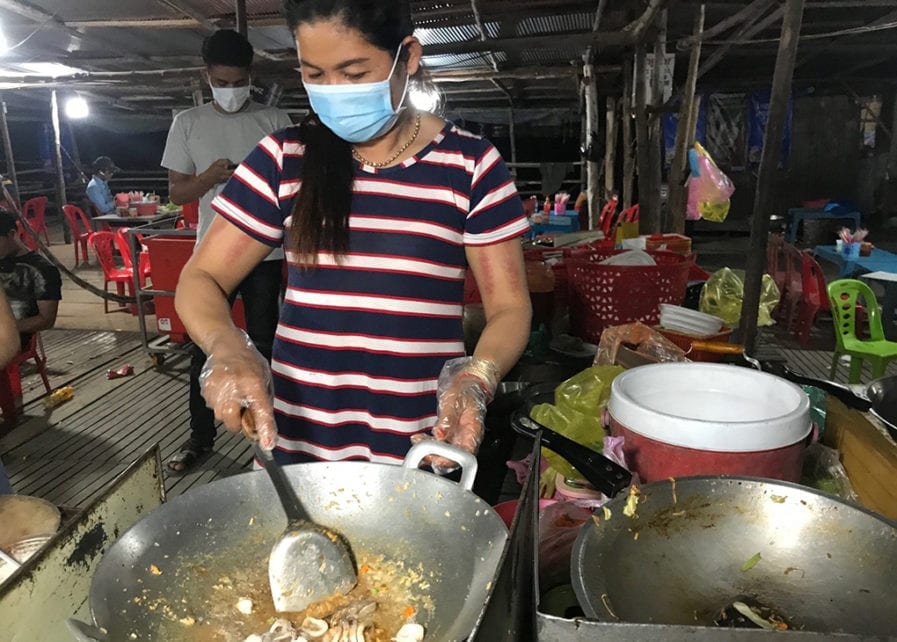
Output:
[212, 121, 529, 464]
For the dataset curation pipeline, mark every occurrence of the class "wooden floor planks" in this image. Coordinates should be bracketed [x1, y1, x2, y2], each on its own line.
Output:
[1, 329, 253, 508]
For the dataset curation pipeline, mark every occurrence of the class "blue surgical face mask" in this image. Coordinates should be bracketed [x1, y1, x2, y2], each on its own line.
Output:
[302, 44, 409, 143]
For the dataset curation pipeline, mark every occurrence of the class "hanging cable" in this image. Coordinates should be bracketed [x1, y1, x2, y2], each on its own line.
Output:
[702, 19, 897, 46]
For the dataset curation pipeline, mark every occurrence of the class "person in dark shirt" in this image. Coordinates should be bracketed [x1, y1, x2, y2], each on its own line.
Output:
[0, 209, 62, 348]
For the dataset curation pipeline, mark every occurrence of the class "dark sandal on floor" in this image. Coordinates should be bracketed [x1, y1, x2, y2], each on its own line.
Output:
[166, 440, 212, 475]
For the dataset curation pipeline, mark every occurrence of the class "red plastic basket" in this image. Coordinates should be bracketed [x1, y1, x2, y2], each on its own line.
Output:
[567, 250, 694, 343]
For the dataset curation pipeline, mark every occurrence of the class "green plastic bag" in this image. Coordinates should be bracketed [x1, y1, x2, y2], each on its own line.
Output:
[699, 267, 781, 327]
[530, 365, 623, 480]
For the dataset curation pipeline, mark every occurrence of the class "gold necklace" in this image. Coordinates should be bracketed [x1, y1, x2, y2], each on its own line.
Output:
[352, 113, 421, 168]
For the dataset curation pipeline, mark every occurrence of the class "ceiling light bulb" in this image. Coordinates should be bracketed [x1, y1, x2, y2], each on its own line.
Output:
[409, 86, 440, 114]
[65, 96, 89, 119]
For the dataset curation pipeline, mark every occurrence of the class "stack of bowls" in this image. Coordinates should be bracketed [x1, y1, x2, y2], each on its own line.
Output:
[658, 304, 724, 337]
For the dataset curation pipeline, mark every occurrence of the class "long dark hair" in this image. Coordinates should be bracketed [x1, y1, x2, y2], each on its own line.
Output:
[283, 0, 415, 263]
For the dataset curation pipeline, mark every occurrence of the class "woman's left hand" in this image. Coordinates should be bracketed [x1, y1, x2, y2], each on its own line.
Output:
[415, 357, 501, 474]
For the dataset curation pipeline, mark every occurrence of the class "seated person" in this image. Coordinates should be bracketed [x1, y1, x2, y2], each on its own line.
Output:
[0, 210, 61, 350]
[85, 156, 123, 216]
[0, 289, 20, 493]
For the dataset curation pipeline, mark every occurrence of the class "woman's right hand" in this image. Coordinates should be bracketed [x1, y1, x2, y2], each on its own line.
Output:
[198, 329, 277, 450]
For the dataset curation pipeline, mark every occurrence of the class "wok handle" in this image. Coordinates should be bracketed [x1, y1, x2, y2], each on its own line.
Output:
[776, 367, 873, 412]
[65, 619, 109, 642]
[403, 441, 478, 492]
[689, 340, 744, 355]
[253, 444, 312, 524]
[510, 409, 632, 499]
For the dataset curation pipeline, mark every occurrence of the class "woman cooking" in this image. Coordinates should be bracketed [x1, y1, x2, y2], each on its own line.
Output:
[175, 0, 532, 469]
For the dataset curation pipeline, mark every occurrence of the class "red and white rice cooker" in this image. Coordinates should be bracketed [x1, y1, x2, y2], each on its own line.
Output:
[607, 363, 812, 482]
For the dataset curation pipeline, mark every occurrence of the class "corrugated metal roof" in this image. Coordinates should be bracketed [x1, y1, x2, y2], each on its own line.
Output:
[422, 51, 508, 70]
[40, 0, 181, 22]
[520, 46, 585, 66]
[517, 12, 594, 36]
[415, 22, 500, 46]
[202, 0, 282, 17]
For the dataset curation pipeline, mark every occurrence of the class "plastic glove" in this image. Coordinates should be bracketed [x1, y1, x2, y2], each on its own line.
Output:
[412, 356, 500, 474]
[198, 328, 277, 451]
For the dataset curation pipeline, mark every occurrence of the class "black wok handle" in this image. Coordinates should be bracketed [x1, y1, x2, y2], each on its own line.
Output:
[776, 366, 873, 412]
[510, 409, 632, 499]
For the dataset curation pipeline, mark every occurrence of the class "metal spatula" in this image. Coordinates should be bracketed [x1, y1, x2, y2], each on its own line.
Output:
[254, 443, 357, 612]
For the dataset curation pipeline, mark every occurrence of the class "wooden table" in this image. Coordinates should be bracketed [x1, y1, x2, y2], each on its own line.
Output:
[93, 212, 177, 228]
[786, 207, 861, 244]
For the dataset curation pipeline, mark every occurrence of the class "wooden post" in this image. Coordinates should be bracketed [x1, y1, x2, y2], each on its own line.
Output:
[737, 0, 805, 353]
[669, 4, 706, 234]
[634, 44, 651, 225]
[622, 59, 635, 210]
[0, 94, 19, 207]
[50, 90, 67, 219]
[507, 107, 517, 164]
[235, 0, 248, 37]
[584, 61, 601, 230]
[888, 90, 897, 184]
[191, 80, 204, 107]
[604, 96, 617, 198]
[647, 10, 667, 233]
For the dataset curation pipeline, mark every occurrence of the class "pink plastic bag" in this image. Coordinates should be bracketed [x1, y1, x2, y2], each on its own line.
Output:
[687, 143, 735, 222]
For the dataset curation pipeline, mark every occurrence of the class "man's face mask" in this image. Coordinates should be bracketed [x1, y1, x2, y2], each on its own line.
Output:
[302, 44, 409, 143]
[211, 84, 251, 113]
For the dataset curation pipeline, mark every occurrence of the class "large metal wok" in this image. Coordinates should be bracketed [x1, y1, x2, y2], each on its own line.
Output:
[73, 442, 507, 641]
[572, 476, 897, 636]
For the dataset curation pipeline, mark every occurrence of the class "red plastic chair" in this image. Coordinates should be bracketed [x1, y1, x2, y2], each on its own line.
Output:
[778, 242, 804, 331]
[597, 195, 619, 238]
[21, 196, 50, 245]
[767, 233, 787, 296]
[115, 227, 151, 287]
[609, 204, 640, 240]
[88, 231, 134, 313]
[792, 251, 828, 346]
[16, 220, 39, 251]
[61, 204, 93, 267]
[0, 333, 51, 422]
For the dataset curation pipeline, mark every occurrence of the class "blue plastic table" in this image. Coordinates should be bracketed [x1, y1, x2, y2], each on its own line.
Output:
[527, 212, 580, 239]
[813, 245, 897, 278]
[786, 207, 861, 244]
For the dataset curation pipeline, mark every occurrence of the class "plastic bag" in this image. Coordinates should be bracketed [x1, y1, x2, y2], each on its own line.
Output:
[800, 443, 858, 502]
[598, 250, 656, 266]
[687, 143, 735, 223]
[529, 365, 623, 480]
[594, 322, 688, 367]
[538, 501, 593, 591]
[699, 268, 780, 327]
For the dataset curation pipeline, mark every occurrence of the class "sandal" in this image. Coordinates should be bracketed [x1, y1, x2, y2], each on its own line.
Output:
[166, 439, 213, 475]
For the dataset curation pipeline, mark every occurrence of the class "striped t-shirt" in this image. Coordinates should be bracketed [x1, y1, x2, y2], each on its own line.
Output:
[212, 121, 530, 465]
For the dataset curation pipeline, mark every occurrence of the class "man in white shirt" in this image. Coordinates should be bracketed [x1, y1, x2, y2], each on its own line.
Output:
[161, 29, 292, 473]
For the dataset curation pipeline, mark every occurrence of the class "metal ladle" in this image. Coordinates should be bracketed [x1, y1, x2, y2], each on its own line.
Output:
[252, 437, 357, 612]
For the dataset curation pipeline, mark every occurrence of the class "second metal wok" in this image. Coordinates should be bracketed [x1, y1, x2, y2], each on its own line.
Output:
[571, 476, 897, 636]
[77, 442, 507, 642]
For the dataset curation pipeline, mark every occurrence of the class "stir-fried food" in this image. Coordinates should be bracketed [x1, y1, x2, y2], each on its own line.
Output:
[242, 602, 425, 641]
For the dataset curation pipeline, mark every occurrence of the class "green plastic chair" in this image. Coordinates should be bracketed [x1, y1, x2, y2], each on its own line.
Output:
[827, 279, 897, 383]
